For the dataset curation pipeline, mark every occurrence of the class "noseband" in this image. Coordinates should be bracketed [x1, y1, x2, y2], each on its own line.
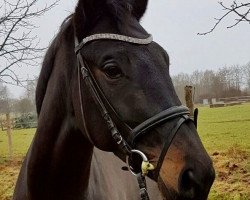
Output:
[75, 33, 197, 200]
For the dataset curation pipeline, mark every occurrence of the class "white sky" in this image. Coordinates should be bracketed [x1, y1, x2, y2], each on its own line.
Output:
[5, 0, 250, 97]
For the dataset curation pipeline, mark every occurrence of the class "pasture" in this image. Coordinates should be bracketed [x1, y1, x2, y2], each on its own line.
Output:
[0, 104, 249, 200]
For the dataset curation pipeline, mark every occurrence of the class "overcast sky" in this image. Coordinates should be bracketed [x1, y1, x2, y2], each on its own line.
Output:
[6, 0, 250, 97]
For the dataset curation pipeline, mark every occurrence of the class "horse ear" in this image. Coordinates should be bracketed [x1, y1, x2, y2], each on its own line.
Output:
[131, 0, 148, 20]
[73, 0, 106, 40]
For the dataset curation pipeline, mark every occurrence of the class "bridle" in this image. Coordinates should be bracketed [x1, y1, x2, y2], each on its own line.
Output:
[75, 33, 197, 200]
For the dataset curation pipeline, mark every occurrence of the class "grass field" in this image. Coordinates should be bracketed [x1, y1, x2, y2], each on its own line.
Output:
[0, 129, 34, 200]
[0, 104, 250, 199]
[198, 104, 250, 200]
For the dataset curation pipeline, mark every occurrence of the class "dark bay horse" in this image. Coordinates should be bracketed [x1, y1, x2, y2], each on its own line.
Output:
[13, 0, 215, 199]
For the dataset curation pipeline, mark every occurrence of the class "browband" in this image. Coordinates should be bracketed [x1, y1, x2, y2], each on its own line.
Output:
[75, 33, 153, 53]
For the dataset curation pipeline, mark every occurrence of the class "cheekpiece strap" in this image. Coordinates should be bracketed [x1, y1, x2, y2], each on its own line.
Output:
[137, 175, 150, 200]
[75, 33, 153, 53]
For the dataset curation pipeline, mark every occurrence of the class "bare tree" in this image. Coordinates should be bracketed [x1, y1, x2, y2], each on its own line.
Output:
[0, 84, 13, 158]
[172, 63, 250, 103]
[172, 73, 193, 103]
[243, 62, 250, 92]
[0, 83, 10, 113]
[198, 1, 250, 35]
[0, 0, 58, 85]
[14, 98, 34, 114]
[25, 78, 37, 104]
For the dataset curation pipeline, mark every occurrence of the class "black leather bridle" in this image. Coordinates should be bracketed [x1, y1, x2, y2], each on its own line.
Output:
[75, 33, 197, 200]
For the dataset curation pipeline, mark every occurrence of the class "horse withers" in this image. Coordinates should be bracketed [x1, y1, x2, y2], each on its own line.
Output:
[13, 0, 215, 199]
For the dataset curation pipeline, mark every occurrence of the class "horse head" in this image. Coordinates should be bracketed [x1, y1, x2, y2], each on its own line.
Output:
[71, 0, 215, 199]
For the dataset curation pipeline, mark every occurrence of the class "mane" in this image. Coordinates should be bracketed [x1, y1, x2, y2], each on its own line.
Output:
[36, 15, 73, 116]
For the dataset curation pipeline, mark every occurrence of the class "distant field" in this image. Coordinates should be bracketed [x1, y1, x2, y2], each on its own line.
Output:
[0, 104, 249, 199]
[198, 104, 250, 152]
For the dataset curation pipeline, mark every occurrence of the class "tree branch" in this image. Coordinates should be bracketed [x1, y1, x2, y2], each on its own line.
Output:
[198, 1, 250, 35]
[0, 0, 59, 85]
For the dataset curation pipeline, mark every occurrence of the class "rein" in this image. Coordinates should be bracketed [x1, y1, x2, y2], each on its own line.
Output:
[75, 33, 197, 200]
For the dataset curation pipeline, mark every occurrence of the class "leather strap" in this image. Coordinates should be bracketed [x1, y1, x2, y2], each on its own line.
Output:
[153, 115, 190, 179]
[194, 108, 198, 128]
[130, 106, 190, 145]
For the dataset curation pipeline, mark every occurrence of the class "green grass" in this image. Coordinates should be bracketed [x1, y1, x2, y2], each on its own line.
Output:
[0, 104, 250, 199]
[198, 103, 250, 153]
[197, 103, 250, 200]
[0, 129, 35, 200]
[0, 128, 35, 163]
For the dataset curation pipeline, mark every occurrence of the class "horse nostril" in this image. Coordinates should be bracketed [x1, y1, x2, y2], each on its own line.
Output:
[179, 169, 197, 199]
[179, 165, 215, 200]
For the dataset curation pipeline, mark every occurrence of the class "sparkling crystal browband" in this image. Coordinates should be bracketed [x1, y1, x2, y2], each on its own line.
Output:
[75, 33, 153, 52]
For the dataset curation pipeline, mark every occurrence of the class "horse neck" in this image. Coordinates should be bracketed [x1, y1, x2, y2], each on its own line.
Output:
[26, 113, 93, 199]
[14, 32, 94, 200]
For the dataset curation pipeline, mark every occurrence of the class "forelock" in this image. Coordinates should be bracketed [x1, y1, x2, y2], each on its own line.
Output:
[106, 0, 133, 24]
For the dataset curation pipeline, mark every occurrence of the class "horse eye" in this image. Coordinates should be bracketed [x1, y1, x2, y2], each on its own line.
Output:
[103, 64, 123, 79]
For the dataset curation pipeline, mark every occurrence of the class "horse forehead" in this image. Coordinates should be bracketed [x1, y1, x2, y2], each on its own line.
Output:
[129, 44, 167, 72]
[85, 41, 165, 64]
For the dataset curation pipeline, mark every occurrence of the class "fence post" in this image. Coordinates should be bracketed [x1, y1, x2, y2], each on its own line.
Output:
[6, 113, 13, 159]
[0, 121, 4, 131]
[185, 85, 194, 117]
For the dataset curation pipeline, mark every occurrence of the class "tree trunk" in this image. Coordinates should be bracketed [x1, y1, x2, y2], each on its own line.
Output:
[6, 113, 13, 159]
